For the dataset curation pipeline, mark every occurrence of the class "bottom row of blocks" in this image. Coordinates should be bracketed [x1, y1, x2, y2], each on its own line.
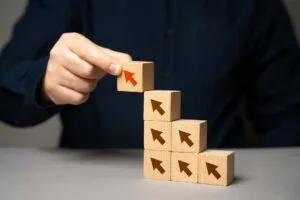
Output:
[144, 150, 235, 186]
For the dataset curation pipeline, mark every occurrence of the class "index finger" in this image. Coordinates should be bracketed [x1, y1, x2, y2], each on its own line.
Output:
[63, 33, 122, 76]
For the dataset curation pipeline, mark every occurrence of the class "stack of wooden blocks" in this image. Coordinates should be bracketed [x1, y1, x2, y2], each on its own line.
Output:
[117, 61, 235, 186]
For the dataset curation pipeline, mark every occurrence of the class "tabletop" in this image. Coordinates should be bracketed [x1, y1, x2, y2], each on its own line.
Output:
[0, 148, 299, 200]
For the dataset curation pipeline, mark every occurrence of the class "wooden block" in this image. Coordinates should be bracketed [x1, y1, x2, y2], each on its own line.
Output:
[172, 120, 207, 153]
[144, 150, 171, 181]
[117, 61, 154, 92]
[144, 121, 171, 151]
[144, 90, 181, 122]
[171, 152, 198, 183]
[198, 150, 235, 186]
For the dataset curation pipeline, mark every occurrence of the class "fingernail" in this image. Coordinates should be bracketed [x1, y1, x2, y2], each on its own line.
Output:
[109, 63, 121, 75]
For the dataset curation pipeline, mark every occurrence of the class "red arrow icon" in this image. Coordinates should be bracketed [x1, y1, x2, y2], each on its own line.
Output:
[123, 70, 137, 86]
[179, 130, 194, 147]
[151, 129, 165, 145]
[151, 99, 165, 115]
[178, 160, 192, 177]
[206, 162, 221, 180]
[151, 158, 165, 174]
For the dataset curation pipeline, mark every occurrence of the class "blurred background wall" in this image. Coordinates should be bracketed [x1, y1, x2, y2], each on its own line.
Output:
[0, 0, 299, 147]
[0, 0, 61, 147]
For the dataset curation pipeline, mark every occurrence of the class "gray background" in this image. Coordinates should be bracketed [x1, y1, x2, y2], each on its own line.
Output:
[0, 0, 300, 147]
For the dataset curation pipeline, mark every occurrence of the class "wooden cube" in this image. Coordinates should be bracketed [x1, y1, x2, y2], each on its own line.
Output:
[198, 150, 235, 186]
[117, 61, 154, 92]
[144, 121, 172, 151]
[144, 90, 181, 122]
[144, 150, 171, 181]
[171, 152, 198, 183]
[172, 120, 207, 153]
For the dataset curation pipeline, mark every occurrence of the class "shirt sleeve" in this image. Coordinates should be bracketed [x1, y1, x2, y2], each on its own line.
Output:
[0, 0, 82, 126]
[246, 0, 300, 146]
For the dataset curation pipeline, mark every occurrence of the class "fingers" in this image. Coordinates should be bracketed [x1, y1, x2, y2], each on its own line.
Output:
[44, 32, 133, 106]
[59, 68, 98, 93]
[99, 47, 132, 63]
[52, 86, 90, 105]
[61, 33, 122, 76]
[59, 45, 106, 80]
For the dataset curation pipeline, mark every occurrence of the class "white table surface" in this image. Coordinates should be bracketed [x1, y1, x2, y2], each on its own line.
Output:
[0, 148, 299, 200]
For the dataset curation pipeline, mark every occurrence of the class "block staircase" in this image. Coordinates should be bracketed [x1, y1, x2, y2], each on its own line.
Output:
[118, 61, 234, 186]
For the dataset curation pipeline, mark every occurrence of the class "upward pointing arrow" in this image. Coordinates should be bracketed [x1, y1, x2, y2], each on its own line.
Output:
[151, 158, 165, 174]
[151, 100, 165, 116]
[206, 162, 221, 180]
[123, 70, 137, 86]
[151, 129, 166, 145]
[179, 130, 194, 147]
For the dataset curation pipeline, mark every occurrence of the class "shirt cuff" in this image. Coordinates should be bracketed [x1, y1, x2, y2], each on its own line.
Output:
[24, 57, 59, 112]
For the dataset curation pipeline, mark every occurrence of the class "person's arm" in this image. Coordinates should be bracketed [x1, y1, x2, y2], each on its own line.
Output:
[246, 0, 300, 146]
[0, 0, 81, 126]
[0, 0, 132, 127]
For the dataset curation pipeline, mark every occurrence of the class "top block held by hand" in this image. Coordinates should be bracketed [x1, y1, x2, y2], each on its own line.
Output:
[117, 61, 154, 92]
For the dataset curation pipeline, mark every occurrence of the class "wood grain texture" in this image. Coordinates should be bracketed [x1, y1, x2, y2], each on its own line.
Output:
[144, 121, 172, 151]
[144, 150, 171, 181]
[171, 152, 199, 183]
[143, 90, 181, 122]
[172, 120, 207, 153]
[198, 150, 235, 186]
[117, 61, 154, 92]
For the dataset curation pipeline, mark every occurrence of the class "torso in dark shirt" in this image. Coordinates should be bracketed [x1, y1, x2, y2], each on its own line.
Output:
[0, 0, 299, 147]
[59, 0, 255, 148]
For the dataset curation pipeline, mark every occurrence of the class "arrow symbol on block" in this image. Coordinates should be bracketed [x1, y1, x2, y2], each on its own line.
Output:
[123, 70, 137, 86]
[151, 158, 165, 174]
[151, 129, 165, 145]
[179, 131, 194, 147]
[178, 160, 192, 177]
[151, 100, 165, 116]
[206, 162, 221, 180]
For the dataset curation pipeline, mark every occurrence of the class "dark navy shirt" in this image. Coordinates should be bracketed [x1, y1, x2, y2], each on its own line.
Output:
[0, 0, 300, 148]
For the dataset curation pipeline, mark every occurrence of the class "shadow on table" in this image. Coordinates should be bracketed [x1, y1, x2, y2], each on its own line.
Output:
[231, 175, 249, 186]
